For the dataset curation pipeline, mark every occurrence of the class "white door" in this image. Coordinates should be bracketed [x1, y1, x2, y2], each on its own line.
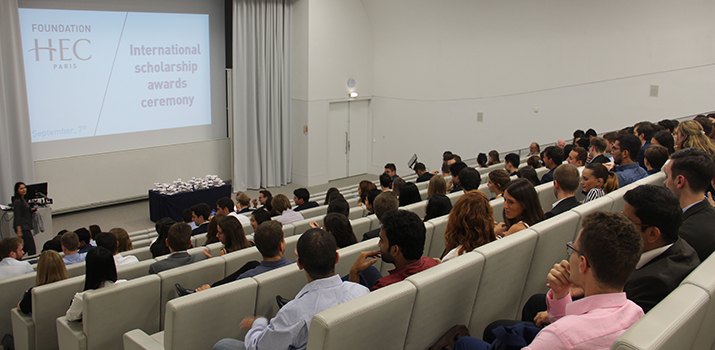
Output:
[327, 100, 370, 181]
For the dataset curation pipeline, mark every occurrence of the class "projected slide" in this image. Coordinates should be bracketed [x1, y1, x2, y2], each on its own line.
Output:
[18, 9, 211, 142]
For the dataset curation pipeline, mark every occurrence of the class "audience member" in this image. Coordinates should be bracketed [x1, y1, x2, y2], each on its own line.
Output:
[217, 198, 251, 226]
[651, 130, 675, 155]
[526, 155, 542, 169]
[88, 225, 101, 246]
[634, 121, 656, 169]
[214, 229, 368, 350]
[486, 150, 500, 166]
[379, 173, 392, 191]
[585, 128, 597, 139]
[449, 162, 468, 193]
[324, 188, 339, 205]
[76, 229, 93, 254]
[612, 134, 648, 186]
[644, 144, 668, 175]
[350, 210, 437, 290]
[182, 208, 197, 230]
[272, 194, 304, 225]
[250, 209, 271, 231]
[391, 177, 406, 197]
[61, 232, 86, 266]
[323, 213, 358, 248]
[399, 182, 421, 207]
[658, 119, 677, 133]
[448, 154, 462, 165]
[293, 188, 319, 212]
[674, 120, 715, 155]
[42, 235, 62, 253]
[441, 160, 452, 175]
[428, 174, 447, 198]
[362, 191, 399, 241]
[540, 146, 564, 184]
[545, 164, 581, 218]
[148, 223, 206, 274]
[528, 142, 540, 157]
[414, 162, 434, 183]
[235, 192, 253, 214]
[110, 228, 134, 253]
[357, 180, 377, 207]
[0, 237, 34, 280]
[442, 191, 496, 262]
[18, 250, 69, 314]
[190, 203, 212, 235]
[251, 190, 272, 209]
[424, 194, 453, 222]
[95, 231, 139, 267]
[487, 169, 510, 200]
[385, 163, 399, 186]
[587, 137, 609, 164]
[572, 129, 585, 145]
[517, 166, 541, 187]
[327, 197, 350, 217]
[205, 216, 252, 258]
[556, 139, 566, 149]
[504, 153, 520, 176]
[566, 147, 587, 167]
[459, 168, 482, 192]
[581, 163, 619, 204]
[150, 218, 174, 258]
[665, 148, 715, 261]
[563, 144, 574, 162]
[365, 188, 382, 215]
[694, 115, 715, 139]
[476, 153, 488, 168]
[576, 136, 590, 150]
[205, 213, 225, 246]
[66, 247, 123, 321]
[602, 131, 618, 162]
[495, 179, 545, 237]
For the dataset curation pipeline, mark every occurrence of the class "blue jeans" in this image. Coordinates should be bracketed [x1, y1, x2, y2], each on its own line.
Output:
[214, 338, 246, 350]
[454, 337, 492, 350]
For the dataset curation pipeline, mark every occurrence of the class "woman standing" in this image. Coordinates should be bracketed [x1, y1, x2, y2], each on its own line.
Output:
[13, 182, 36, 255]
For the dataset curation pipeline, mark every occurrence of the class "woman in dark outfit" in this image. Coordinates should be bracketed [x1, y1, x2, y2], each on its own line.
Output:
[13, 182, 36, 255]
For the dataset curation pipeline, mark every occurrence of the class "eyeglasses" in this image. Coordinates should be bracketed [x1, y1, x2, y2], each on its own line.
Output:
[566, 241, 590, 267]
[611, 146, 621, 151]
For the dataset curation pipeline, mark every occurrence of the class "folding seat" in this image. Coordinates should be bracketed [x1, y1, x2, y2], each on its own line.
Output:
[350, 217, 372, 243]
[427, 215, 449, 258]
[681, 254, 715, 350]
[252, 264, 307, 319]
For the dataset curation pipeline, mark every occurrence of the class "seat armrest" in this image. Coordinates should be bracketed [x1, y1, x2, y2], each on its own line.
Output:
[123, 329, 165, 350]
[10, 309, 34, 350]
[56, 316, 86, 350]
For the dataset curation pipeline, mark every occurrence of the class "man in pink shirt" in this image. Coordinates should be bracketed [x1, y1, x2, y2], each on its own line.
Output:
[455, 211, 645, 350]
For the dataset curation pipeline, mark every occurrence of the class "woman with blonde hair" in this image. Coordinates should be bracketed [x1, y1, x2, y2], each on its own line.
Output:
[487, 169, 511, 200]
[581, 163, 619, 203]
[674, 120, 715, 155]
[109, 228, 134, 252]
[442, 191, 496, 262]
[18, 250, 69, 314]
[427, 174, 447, 198]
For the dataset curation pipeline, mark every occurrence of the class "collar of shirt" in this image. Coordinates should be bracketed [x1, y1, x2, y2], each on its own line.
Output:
[565, 292, 630, 316]
[261, 257, 292, 268]
[682, 198, 706, 213]
[636, 243, 673, 269]
[552, 198, 566, 209]
[388, 257, 436, 276]
[295, 274, 343, 299]
[0, 257, 21, 265]
[613, 162, 639, 172]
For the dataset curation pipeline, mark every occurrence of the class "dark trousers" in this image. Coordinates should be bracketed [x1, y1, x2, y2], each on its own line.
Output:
[21, 230, 36, 256]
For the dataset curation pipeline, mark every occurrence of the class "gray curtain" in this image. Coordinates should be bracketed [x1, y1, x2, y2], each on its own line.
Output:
[232, 0, 292, 191]
[0, 0, 35, 203]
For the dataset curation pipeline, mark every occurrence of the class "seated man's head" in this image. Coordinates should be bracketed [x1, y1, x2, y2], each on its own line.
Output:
[414, 162, 427, 175]
[504, 153, 520, 173]
[623, 185, 682, 252]
[384, 163, 397, 177]
[254, 221, 285, 259]
[61, 232, 80, 254]
[570, 211, 642, 292]
[293, 188, 310, 206]
[379, 210, 426, 265]
[644, 144, 668, 171]
[613, 134, 641, 165]
[75, 229, 91, 249]
[166, 223, 192, 252]
[459, 168, 482, 192]
[529, 142, 540, 155]
[215, 198, 235, 216]
[449, 162, 468, 185]
[567, 147, 587, 167]
[297, 228, 338, 280]
[379, 173, 392, 190]
[589, 137, 607, 157]
[258, 190, 272, 205]
[95, 231, 119, 255]
[0, 237, 24, 260]
[542, 146, 564, 169]
[373, 191, 399, 223]
[181, 208, 193, 224]
[190, 203, 211, 225]
[665, 147, 715, 198]
[553, 164, 580, 197]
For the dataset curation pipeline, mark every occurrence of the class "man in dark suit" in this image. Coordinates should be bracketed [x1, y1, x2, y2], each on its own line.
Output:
[148, 222, 206, 274]
[587, 137, 610, 165]
[622, 185, 700, 313]
[414, 162, 434, 183]
[544, 164, 580, 219]
[292, 188, 319, 212]
[540, 146, 563, 184]
[665, 148, 715, 261]
[190, 203, 211, 235]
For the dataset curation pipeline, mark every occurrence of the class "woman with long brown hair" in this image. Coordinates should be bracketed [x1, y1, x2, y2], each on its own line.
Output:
[442, 191, 496, 262]
[494, 179, 545, 238]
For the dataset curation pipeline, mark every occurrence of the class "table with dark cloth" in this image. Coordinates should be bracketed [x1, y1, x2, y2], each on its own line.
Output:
[149, 184, 232, 222]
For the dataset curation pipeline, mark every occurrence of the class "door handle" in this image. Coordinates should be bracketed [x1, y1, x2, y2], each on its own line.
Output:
[345, 132, 349, 154]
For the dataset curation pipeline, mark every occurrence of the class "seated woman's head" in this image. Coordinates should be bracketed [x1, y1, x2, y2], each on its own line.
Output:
[36, 250, 69, 286]
[444, 191, 495, 255]
[217, 216, 251, 253]
[206, 213, 226, 245]
[399, 182, 421, 207]
[322, 213, 357, 249]
[424, 194, 452, 222]
[428, 174, 447, 198]
[324, 188, 340, 205]
[487, 169, 511, 196]
[526, 155, 542, 169]
[250, 208, 272, 231]
[109, 228, 133, 253]
[517, 166, 540, 187]
[477, 153, 488, 167]
[271, 194, 292, 214]
[582, 163, 619, 194]
[84, 246, 117, 291]
[502, 179, 545, 228]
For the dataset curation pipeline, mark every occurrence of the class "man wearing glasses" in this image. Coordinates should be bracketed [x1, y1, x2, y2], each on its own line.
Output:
[610, 134, 647, 186]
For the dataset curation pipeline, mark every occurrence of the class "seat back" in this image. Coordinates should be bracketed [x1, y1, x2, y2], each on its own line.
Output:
[612, 284, 709, 350]
[491, 197, 505, 223]
[307, 281, 416, 350]
[0, 273, 37, 337]
[292, 214, 326, 236]
[404, 252, 485, 350]
[282, 223, 296, 237]
[157, 257, 226, 327]
[124, 246, 153, 262]
[83, 275, 161, 350]
[469, 229, 538, 336]
[66, 262, 86, 278]
[31, 276, 84, 350]
[117, 259, 156, 280]
[222, 246, 263, 278]
[535, 182, 555, 212]
[403, 200, 428, 218]
[297, 205, 328, 221]
[163, 278, 258, 350]
[348, 206, 367, 220]
[252, 264, 307, 319]
[335, 238, 381, 277]
[427, 215, 449, 258]
[570, 195, 615, 240]
[283, 235, 301, 262]
[350, 217, 372, 243]
[681, 254, 715, 350]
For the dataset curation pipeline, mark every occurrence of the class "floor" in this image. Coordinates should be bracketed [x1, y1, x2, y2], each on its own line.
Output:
[50, 173, 379, 233]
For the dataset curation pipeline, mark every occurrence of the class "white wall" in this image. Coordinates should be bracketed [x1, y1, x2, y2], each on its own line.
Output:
[360, 0, 715, 173]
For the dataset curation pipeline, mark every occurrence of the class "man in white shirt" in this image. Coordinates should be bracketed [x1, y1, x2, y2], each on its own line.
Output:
[216, 198, 250, 226]
[0, 237, 34, 280]
[95, 232, 139, 267]
[61, 232, 86, 265]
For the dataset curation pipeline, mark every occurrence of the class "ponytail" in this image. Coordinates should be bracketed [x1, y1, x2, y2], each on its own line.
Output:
[604, 172, 619, 193]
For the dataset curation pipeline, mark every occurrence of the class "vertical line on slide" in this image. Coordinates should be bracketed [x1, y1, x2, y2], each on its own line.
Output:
[94, 12, 129, 136]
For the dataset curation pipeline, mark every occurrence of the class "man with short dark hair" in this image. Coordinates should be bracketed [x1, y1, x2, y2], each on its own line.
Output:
[540, 146, 564, 184]
[585, 128, 597, 139]
[61, 232, 86, 265]
[76, 229, 93, 254]
[384, 163, 399, 188]
[566, 147, 587, 167]
[362, 191, 399, 241]
[622, 185, 700, 313]
[634, 121, 656, 169]
[95, 231, 139, 267]
[587, 137, 609, 164]
[214, 229, 368, 350]
[293, 188, 319, 212]
[0, 237, 33, 280]
[459, 168, 481, 192]
[149, 223, 206, 274]
[365, 188, 382, 215]
[644, 144, 668, 175]
[504, 153, 520, 176]
[414, 162, 434, 183]
[545, 164, 581, 219]
[182, 208, 197, 230]
[217, 198, 250, 226]
[449, 161, 468, 193]
[612, 134, 648, 186]
[351, 210, 437, 290]
[379, 173, 392, 191]
[190, 203, 212, 235]
[602, 131, 618, 162]
[665, 148, 715, 261]
[251, 190, 272, 209]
